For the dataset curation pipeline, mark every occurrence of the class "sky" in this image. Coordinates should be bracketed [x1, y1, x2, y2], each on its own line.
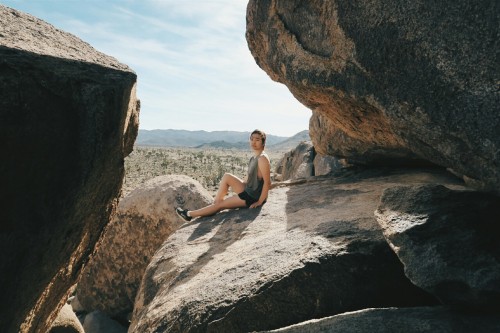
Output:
[2, 0, 311, 137]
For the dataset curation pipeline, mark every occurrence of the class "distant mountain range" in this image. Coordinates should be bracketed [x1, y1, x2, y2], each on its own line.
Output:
[268, 130, 311, 151]
[136, 129, 310, 151]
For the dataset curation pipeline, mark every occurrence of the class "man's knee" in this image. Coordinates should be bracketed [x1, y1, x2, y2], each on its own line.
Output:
[221, 173, 235, 183]
[213, 201, 224, 211]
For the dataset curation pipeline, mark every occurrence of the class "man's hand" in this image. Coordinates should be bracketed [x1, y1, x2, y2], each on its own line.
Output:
[250, 201, 262, 209]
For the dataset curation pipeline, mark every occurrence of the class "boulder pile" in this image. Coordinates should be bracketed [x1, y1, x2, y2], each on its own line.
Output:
[128, 167, 469, 332]
[3, 1, 499, 332]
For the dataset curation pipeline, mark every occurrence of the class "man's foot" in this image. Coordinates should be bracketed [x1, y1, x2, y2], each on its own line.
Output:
[175, 207, 192, 222]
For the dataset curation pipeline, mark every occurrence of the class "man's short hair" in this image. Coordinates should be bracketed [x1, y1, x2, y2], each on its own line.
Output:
[251, 129, 266, 146]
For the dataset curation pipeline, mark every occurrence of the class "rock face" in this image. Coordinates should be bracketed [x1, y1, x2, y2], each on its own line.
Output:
[0, 6, 139, 333]
[313, 153, 345, 177]
[275, 141, 344, 181]
[376, 184, 500, 309]
[246, 0, 500, 192]
[267, 306, 500, 333]
[275, 141, 315, 180]
[82, 311, 127, 333]
[129, 168, 465, 333]
[76, 175, 213, 317]
[308, 112, 428, 166]
[49, 304, 84, 333]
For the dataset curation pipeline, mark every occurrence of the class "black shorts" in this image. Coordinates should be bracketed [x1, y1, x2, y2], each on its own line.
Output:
[238, 191, 260, 208]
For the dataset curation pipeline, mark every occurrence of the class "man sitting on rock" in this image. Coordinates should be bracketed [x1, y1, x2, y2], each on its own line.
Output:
[176, 129, 271, 221]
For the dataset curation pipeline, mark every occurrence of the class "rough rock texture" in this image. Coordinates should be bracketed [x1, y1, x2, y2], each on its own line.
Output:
[375, 184, 500, 309]
[276, 141, 344, 181]
[275, 141, 315, 180]
[313, 153, 345, 177]
[49, 304, 84, 333]
[77, 175, 213, 317]
[0, 6, 139, 333]
[69, 296, 85, 313]
[129, 167, 466, 333]
[246, 0, 500, 192]
[266, 306, 500, 333]
[82, 311, 127, 333]
[309, 111, 429, 166]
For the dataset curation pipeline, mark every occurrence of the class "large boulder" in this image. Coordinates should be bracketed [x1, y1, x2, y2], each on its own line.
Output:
[129, 167, 465, 333]
[76, 175, 213, 317]
[82, 311, 127, 333]
[266, 306, 500, 333]
[313, 153, 345, 177]
[275, 141, 315, 180]
[0, 6, 139, 333]
[375, 184, 500, 309]
[246, 0, 499, 192]
[49, 304, 84, 333]
[276, 141, 344, 181]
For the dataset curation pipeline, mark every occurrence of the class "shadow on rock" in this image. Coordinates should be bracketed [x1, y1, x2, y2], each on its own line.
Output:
[169, 207, 263, 289]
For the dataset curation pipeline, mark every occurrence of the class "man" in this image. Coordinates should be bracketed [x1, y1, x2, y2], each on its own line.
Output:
[176, 129, 271, 221]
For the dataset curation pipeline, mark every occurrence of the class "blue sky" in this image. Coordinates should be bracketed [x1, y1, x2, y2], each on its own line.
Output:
[2, 0, 311, 137]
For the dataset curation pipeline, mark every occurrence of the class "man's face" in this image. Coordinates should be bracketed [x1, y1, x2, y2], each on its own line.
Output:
[250, 134, 264, 150]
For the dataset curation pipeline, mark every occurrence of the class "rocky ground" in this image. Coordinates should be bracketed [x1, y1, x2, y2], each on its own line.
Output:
[64, 157, 500, 333]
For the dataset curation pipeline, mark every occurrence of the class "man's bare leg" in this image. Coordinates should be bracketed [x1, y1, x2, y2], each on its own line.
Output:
[214, 173, 245, 204]
[189, 195, 247, 218]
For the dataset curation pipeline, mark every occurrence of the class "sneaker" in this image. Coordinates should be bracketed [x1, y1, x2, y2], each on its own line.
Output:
[175, 207, 192, 222]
